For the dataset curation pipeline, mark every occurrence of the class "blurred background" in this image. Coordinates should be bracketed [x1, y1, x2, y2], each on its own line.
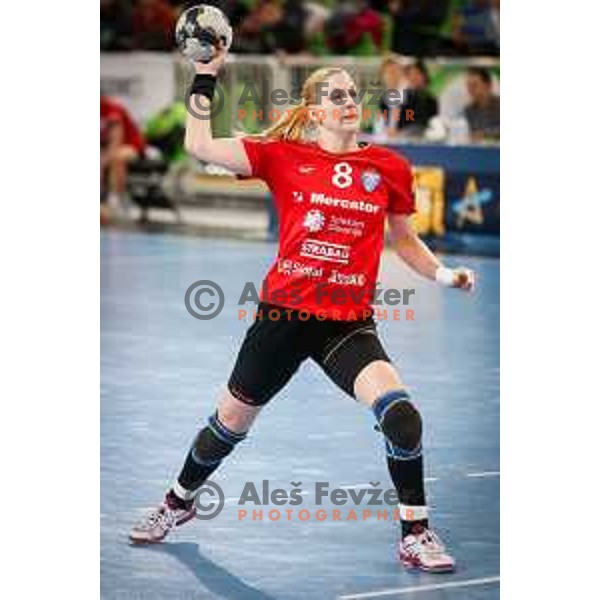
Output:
[100, 0, 500, 256]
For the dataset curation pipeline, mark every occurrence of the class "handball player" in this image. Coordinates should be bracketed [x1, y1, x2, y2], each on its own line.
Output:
[130, 44, 475, 573]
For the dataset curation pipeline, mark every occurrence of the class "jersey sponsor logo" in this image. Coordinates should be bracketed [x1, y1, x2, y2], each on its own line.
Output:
[361, 169, 381, 193]
[277, 258, 324, 278]
[327, 215, 365, 237]
[303, 209, 326, 232]
[328, 270, 366, 286]
[310, 192, 381, 214]
[292, 191, 304, 203]
[299, 239, 350, 265]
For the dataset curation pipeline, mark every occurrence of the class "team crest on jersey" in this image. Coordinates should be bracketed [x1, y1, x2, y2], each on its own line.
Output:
[361, 169, 381, 193]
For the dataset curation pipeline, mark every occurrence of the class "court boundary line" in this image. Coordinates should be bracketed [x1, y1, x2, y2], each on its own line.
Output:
[337, 575, 500, 599]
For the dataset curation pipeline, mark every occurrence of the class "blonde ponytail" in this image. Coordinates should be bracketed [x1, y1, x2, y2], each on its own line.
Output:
[263, 100, 311, 141]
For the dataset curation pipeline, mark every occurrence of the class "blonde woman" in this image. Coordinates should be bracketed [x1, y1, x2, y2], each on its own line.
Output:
[130, 48, 475, 573]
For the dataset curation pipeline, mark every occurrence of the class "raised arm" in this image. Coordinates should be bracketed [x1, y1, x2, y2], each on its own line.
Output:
[184, 47, 252, 176]
[387, 213, 475, 291]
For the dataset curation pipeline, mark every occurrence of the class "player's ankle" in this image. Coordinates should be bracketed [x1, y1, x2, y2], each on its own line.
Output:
[165, 489, 193, 511]
[401, 519, 429, 539]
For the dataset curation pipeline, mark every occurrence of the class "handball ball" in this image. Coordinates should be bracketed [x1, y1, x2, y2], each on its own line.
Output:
[175, 4, 233, 64]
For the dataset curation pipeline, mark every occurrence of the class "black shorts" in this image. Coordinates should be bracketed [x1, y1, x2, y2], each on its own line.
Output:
[227, 303, 391, 405]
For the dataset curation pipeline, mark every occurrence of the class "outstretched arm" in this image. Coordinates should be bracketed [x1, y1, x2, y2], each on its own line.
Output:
[388, 213, 475, 291]
[184, 47, 252, 175]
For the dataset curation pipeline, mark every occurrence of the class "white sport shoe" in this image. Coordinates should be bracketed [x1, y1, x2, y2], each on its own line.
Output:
[398, 526, 456, 573]
[129, 500, 196, 544]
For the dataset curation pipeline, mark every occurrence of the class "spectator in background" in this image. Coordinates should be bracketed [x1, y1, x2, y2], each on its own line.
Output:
[375, 55, 407, 138]
[217, 0, 251, 31]
[304, 1, 331, 39]
[352, 0, 384, 51]
[101, 0, 133, 51]
[325, 0, 383, 54]
[132, 0, 176, 51]
[388, 0, 450, 56]
[101, 96, 146, 218]
[377, 58, 438, 139]
[234, 0, 283, 53]
[323, 0, 356, 54]
[269, 0, 308, 54]
[450, 0, 500, 56]
[490, 0, 500, 51]
[463, 67, 499, 141]
[402, 59, 438, 135]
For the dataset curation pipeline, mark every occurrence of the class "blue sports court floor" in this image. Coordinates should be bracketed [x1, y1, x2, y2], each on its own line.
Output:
[101, 229, 499, 599]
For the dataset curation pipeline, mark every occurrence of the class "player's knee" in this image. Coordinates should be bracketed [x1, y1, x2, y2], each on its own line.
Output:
[218, 388, 262, 431]
[382, 399, 422, 451]
[192, 412, 247, 465]
[372, 390, 422, 457]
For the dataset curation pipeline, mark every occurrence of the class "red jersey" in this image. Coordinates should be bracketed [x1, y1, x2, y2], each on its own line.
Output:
[100, 97, 145, 153]
[242, 138, 415, 320]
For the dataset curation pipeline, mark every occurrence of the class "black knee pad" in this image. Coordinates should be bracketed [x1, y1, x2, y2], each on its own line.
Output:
[373, 390, 422, 453]
[381, 400, 422, 450]
[192, 413, 247, 465]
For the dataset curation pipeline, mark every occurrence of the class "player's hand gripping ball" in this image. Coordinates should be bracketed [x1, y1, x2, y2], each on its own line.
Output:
[175, 4, 233, 64]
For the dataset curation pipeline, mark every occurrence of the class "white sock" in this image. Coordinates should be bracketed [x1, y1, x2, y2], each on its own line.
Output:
[172, 480, 197, 502]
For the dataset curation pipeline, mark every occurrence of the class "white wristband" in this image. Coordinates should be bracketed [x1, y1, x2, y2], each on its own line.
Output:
[435, 266, 455, 287]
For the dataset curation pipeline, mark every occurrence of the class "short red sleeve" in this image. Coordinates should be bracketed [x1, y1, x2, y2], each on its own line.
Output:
[241, 137, 280, 182]
[383, 152, 416, 215]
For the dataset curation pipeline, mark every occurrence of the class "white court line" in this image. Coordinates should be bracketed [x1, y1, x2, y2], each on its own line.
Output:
[337, 575, 500, 599]
[466, 471, 500, 478]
